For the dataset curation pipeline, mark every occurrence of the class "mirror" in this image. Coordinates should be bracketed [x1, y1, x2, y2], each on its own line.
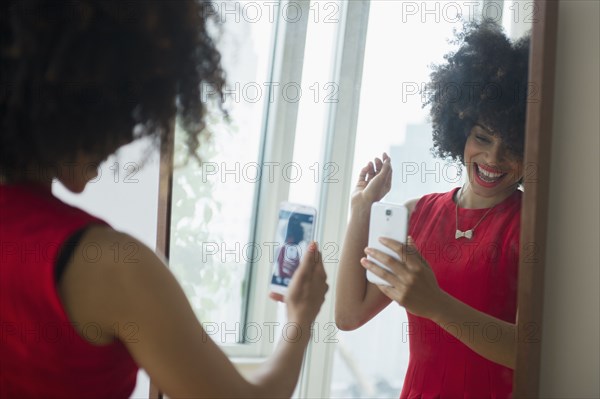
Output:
[329, 1, 542, 397]
[155, 0, 558, 397]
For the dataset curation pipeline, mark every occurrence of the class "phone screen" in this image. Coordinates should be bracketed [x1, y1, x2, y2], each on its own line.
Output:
[270, 204, 316, 293]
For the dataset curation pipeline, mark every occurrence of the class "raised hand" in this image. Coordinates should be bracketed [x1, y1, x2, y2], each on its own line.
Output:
[352, 153, 392, 210]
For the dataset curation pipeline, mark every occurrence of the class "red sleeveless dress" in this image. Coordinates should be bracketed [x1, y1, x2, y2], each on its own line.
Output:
[0, 183, 138, 398]
[400, 187, 521, 398]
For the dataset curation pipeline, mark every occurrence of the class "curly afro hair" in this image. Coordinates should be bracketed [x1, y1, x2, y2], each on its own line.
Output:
[1, 0, 226, 179]
[424, 18, 530, 163]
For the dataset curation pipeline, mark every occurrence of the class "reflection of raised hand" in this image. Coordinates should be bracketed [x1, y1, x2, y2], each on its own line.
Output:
[336, 153, 393, 332]
[352, 153, 392, 210]
[270, 242, 328, 327]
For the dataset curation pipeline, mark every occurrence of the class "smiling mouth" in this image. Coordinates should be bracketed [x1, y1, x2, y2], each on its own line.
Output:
[475, 163, 506, 183]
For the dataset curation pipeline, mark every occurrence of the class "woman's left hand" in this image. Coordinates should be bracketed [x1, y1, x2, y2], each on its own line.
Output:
[361, 236, 446, 320]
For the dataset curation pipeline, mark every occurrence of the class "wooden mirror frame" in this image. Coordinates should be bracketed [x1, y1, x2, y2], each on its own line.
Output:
[515, 0, 558, 396]
[153, 1, 560, 397]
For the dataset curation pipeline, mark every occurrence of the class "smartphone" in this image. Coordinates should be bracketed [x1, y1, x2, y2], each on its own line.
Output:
[366, 202, 408, 286]
[270, 202, 317, 295]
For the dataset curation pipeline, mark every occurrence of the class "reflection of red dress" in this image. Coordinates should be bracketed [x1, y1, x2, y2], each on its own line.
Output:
[277, 243, 300, 279]
[400, 188, 521, 398]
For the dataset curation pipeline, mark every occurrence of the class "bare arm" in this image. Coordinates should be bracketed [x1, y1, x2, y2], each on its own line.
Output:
[335, 201, 390, 331]
[362, 237, 516, 369]
[432, 292, 516, 368]
[59, 226, 328, 398]
[335, 154, 401, 331]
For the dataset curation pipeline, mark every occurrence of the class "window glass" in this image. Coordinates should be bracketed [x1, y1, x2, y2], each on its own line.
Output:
[168, 1, 277, 344]
[288, 0, 341, 208]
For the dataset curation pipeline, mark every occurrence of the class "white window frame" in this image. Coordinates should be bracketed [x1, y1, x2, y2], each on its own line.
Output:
[220, 0, 312, 359]
[297, 1, 371, 396]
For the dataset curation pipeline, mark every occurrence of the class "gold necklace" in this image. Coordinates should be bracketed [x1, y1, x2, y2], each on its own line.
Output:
[455, 187, 498, 240]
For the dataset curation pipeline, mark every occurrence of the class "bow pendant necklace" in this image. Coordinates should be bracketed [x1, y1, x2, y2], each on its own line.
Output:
[455, 187, 497, 240]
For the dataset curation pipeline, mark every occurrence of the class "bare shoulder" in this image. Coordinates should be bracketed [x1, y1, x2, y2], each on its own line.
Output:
[67, 225, 166, 291]
[58, 225, 171, 343]
[60, 227, 251, 395]
[79, 225, 158, 262]
[403, 197, 421, 218]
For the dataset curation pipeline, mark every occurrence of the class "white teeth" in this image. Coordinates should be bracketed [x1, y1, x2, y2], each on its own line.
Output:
[477, 164, 504, 181]
[480, 168, 502, 178]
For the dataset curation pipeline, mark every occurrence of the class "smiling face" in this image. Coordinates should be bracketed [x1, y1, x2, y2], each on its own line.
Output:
[463, 123, 524, 207]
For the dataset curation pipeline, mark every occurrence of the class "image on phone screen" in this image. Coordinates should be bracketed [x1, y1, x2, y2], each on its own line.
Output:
[270, 203, 316, 294]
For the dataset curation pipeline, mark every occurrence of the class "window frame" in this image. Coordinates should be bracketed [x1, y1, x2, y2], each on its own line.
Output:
[235, 0, 312, 359]
[296, 0, 371, 396]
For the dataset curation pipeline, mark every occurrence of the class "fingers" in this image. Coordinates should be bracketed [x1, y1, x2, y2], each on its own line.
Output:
[357, 161, 376, 184]
[374, 157, 383, 173]
[357, 154, 392, 181]
[378, 236, 426, 271]
[379, 156, 392, 176]
[367, 161, 375, 180]
[379, 153, 391, 167]
[357, 163, 370, 184]
[296, 241, 320, 275]
[293, 242, 327, 287]
[383, 157, 393, 189]
[309, 244, 327, 280]
[402, 236, 425, 267]
[285, 242, 327, 300]
[363, 247, 408, 276]
[359, 257, 399, 287]
[377, 237, 404, 256]
[377, 284, 396, 299]
[269, 292, 285, 302]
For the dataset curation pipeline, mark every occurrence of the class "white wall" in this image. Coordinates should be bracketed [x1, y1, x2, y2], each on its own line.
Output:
[539, 1, 600, 397]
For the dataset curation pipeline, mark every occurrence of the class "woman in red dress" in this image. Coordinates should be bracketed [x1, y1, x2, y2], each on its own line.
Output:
[335, 20, 529, 398]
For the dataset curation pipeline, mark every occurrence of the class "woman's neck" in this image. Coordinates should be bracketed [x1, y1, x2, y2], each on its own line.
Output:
[458, 183, 519, 209]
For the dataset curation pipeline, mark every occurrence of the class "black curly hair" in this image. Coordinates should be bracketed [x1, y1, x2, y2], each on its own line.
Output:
[424, 19, 530, 163]
[1, 0, 226, 179]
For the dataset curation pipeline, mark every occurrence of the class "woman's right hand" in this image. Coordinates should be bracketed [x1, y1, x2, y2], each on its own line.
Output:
[273, 242, 328, 328]
[352, 153, 392, 210]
